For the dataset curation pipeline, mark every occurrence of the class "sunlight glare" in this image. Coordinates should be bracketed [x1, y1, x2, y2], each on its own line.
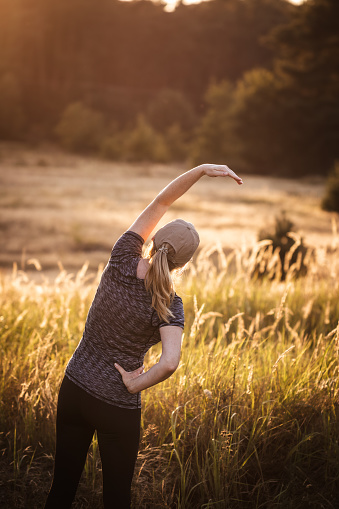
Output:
[164, 0, 306, 13]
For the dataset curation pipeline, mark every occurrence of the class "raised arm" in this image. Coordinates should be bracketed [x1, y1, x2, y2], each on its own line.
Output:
[128, 163, 243, 241]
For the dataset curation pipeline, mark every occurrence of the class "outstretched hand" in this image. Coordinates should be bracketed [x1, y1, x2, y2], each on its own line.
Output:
[200, 164, 243, 185]
[114, 363, 144, 394]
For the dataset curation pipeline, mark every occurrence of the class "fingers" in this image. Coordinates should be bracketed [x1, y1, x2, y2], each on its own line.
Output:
[203, 164, 243, 184]
[135, 365, 144, 375]
[114, 362, 124, 375]
[114, 363, 144, 376]
[222, 166, 243, 184]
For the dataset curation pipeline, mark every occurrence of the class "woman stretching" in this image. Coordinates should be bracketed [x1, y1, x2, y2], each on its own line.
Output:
[45, 163, 243, 509]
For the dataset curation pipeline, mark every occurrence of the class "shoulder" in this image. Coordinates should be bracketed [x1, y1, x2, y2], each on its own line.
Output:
[110, 230, 144, 261]
[113, 230, 145, 252]
[108, 230, 145, 275]
[159, 293, 185, 330]
[172, 293, 183, 308]
[171, 293, 184, 317]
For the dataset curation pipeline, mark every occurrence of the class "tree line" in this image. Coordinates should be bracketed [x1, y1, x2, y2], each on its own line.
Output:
[0, 0, 338, 179]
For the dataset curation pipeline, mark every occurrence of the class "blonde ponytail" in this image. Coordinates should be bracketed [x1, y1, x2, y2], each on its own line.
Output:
[144, 242, 175, 323]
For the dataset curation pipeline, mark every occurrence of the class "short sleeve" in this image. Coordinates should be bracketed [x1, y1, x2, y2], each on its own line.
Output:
[158, 294, 185, 330]
[109, 230, 144, 277]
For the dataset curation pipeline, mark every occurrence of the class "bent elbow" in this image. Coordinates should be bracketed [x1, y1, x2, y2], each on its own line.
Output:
[129, 388, 139, 395]
[162, 359, 179, 376]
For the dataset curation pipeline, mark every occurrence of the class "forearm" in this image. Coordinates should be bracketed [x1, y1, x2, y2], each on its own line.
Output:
[127, 358, 176, 394]
[128, 163, 242, 241]
[155, 165, 205, 207]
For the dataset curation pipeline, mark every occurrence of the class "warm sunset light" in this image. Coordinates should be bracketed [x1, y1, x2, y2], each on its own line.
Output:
[163, 0, 307, 12]
[1, 0, 338, 507]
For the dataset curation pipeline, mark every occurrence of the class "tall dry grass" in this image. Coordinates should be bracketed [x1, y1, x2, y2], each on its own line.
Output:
[0, 239, 339, 508]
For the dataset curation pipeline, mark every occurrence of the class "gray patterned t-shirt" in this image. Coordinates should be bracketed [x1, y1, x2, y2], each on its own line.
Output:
[65, 230, 184, 409]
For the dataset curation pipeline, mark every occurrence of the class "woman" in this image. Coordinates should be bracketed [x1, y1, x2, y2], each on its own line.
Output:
[45, 163, 243, 509]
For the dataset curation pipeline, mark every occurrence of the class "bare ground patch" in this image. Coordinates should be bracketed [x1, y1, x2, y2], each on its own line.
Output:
[0, 142, 336, 273]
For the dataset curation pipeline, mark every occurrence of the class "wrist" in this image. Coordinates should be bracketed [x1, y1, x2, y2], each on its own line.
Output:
[192, 164, 207, 177]
[127, 376, 141, 394]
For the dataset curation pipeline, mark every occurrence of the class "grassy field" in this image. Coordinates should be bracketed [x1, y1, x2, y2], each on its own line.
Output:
[1, 143, 339, 508]
[0, 142, 336, 273]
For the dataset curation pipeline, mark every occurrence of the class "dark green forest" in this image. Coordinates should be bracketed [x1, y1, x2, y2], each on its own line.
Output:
[0, 0, 338, 176]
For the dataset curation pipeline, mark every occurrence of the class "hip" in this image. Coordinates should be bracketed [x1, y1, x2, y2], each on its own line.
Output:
[57, 375, 141, 434]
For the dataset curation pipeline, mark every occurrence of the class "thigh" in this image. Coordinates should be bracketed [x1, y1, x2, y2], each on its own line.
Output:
[55, 376, 95, 453]
[45, 377, 95, 509]
[96, 405, 141, 509]
[97, 407, 141, 475]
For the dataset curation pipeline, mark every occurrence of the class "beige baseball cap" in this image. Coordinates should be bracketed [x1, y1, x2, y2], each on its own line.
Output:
[154, 219, 200, 267]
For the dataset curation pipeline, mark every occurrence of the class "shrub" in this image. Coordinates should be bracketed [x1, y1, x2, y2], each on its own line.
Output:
[146, 89, 196, 134]
[100, 121, 188, 163]
[124, 116, 169, 163]
[322, 161, 339, 213]
[99, 133, 125, 160]
[164, 124, 189, 161]
[55, 101, 104, 152]
[0, 72, 25, 139]
[190, 80, 240, 167]
[253, 212, 309, 280]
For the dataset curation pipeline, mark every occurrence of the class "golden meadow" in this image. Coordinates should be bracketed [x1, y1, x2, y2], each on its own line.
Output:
[1, 239, 339, 508]
[0, 146, 339, 507]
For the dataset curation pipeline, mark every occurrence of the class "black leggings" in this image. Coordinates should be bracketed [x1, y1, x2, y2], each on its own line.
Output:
[45, 376, 141, 509]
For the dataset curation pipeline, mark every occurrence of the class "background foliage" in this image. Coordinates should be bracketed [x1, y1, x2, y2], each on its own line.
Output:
[1, 0, 338, 176]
